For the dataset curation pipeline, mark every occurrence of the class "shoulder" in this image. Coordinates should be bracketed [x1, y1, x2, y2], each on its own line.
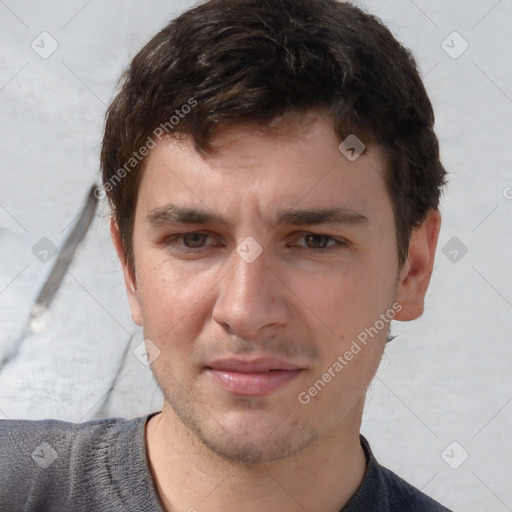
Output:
[0, 415, 132, 466]
[0, 414, 129, 439]
[373, 463, 452, 511]
[343, 435, 453, 512]
[0, 415, 147, 511]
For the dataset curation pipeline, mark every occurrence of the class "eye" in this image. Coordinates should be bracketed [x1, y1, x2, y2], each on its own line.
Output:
[164, 231, 348, 255]
[165, 232, 215, 251]
[181, 233, 209, 248]
[294, 233, 348, 253]
[303, 234, 335, 249]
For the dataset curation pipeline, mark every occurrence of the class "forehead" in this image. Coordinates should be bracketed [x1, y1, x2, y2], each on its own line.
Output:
[135, 113, 391, 226]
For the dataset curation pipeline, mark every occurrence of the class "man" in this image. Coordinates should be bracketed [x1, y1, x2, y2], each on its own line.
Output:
[0, 0, 452, 510]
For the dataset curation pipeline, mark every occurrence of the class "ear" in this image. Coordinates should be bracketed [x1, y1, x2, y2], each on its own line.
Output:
[394, 209, 441, 321]
[110, 218, 143, 326]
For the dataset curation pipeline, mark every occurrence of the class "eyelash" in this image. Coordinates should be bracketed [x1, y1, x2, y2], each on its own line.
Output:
[164, 232, 349, 254]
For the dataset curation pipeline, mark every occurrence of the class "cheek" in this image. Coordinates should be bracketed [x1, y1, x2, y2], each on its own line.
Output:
[289, 257, 396, 343]
[136, 258, 214, 345]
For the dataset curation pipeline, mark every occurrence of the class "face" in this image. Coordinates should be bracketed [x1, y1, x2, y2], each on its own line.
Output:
[114, 112, 432, 465]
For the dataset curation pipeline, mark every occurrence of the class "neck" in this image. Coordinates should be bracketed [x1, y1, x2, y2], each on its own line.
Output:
[145, 401, 367, 512]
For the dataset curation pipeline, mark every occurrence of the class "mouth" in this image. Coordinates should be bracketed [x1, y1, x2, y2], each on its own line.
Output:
[204, 357, 305, 396]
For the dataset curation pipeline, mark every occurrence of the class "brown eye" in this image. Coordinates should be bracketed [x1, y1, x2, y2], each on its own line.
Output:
[293, 233, 348, 253]
[304, 234, 333, 249]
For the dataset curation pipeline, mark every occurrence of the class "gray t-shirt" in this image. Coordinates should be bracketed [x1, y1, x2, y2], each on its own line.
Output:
[0, 413, 452, 511]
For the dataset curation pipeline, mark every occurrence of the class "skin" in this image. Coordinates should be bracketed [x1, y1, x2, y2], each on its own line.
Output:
[112, 111, 441, 512]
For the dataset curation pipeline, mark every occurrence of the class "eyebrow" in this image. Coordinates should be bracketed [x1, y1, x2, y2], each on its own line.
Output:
[146, 204, 369, 229]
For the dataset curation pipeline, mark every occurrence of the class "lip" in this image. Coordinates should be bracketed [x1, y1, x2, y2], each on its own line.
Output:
[206, 357, 303, 373]
[205, 357, 304, 396]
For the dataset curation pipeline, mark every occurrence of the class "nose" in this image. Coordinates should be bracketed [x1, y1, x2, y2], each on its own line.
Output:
[212, 244, 289, 338]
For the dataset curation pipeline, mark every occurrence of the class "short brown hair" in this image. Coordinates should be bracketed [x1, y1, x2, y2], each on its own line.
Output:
[101, 0, 447, 273]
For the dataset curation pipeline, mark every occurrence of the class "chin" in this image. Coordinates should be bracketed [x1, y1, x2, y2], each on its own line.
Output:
[167, 394, 319, 465]
[197, 426, 320, 466]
